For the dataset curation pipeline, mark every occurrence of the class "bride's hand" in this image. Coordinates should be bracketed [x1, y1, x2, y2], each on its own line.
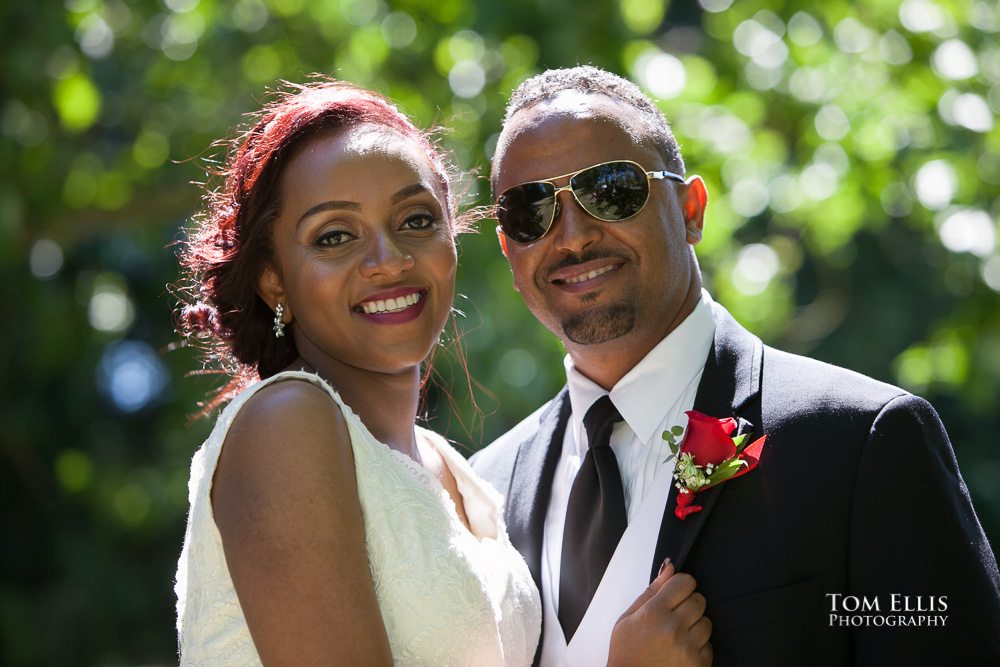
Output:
[607, 559, 712, 666]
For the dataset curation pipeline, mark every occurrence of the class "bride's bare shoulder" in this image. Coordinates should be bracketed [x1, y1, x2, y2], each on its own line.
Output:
[216, 377, 355, 511]
[227, 377, 347, 446]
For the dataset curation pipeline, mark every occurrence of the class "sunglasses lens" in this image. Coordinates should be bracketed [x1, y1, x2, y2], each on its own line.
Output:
[572, 161, 649, 221]
[498, 181, 555, 244]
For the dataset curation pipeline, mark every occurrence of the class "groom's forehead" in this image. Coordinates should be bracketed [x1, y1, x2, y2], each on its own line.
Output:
[491, 95, 649, 187]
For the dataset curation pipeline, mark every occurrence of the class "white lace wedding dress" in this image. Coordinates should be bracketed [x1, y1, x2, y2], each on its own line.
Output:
[175, 370, 541, 666]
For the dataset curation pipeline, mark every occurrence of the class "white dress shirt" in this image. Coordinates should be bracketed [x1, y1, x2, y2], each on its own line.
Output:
[538, 290, 719, 666]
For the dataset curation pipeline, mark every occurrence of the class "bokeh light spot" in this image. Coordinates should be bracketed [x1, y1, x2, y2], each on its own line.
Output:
[730, 178, 769, 217]
[132, 130, 170, 169]
[635, 49, 686, 100]
[732, 244, 780, 296]
[166, 0, 200, 11]
[982, 256, 1000, 292]
[932, 39, 978, 80]
[341, 0, 379, 26]
[449, 61, 485, 98]
[768, 174, 803, 213]
[800, 162, 839, 200]
[948, 93, 994, 132]
[231, 0, 268, 32]
[880, 30, 913, 65]
[30, 239, 64, 279]
[53, 73, 102, 132]
[938, 208, 996, 257]
[788, 12, 823, 47]
[381, 11, 416, 49]
[1, 100, 49, 147]
[913, 159, 957, 210]
[500, 349, 537, 388]
[75, 13, 114, 59]
[619, 0, 665, 35]
[899, 0, 948, 33]
[880, 182, 914, 218]
[698, 0, 734, 13]
[113, 483, 152, 525]
[815, 104, 850, 141]
[97, 340, 169, 413]
[834, 17, 874, 54]
[88, 273, 135, 334]
[55, 450, 94, 493]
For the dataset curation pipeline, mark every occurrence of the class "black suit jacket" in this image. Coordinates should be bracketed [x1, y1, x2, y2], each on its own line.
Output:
[471, 308, 1000, 665]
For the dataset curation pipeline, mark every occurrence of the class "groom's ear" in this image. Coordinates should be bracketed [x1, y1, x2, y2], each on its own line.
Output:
[495, 226, 520, 293]
[496, 225, 509, 258]
[681, 176, 708, 246]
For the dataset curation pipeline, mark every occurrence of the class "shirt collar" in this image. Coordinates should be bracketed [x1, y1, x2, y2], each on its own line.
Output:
[565, 290, 718, 447]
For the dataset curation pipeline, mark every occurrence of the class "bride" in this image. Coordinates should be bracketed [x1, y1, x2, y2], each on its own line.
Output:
[174, 78, 711, 666]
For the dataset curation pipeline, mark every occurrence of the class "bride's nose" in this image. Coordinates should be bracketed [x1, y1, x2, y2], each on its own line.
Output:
[359, 233, 415, 278]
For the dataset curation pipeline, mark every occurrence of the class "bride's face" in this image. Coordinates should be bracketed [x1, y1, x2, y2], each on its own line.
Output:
[260, 125, 457, 375]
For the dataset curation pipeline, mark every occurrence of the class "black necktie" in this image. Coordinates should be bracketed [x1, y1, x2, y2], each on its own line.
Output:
[558, 395, 627, 641]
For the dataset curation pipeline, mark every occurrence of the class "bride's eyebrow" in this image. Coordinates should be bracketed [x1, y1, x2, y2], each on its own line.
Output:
[297, 200, 361, 227]
[296, 183, 434, 228]
[391, 183, 432, 204]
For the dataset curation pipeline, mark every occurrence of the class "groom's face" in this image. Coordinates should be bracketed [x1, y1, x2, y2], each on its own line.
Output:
[492, 93, 705, 356]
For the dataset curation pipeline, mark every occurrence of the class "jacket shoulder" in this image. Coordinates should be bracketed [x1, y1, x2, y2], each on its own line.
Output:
[762, 345, 910, 414]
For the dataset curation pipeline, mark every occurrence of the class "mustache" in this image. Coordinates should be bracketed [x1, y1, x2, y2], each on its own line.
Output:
[545, 250, 629, 280]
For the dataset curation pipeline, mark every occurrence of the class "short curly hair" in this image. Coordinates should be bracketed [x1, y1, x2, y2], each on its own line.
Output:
[495, 66, 685, 188]
[175, 78, 456, 411]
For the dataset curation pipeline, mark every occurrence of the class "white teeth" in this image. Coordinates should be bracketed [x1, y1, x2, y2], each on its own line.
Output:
[565, 265, 614, 284]
[360, 292, 422, 314]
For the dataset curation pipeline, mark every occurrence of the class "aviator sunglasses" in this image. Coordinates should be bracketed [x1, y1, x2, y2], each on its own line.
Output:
[495, 160, 685, 244]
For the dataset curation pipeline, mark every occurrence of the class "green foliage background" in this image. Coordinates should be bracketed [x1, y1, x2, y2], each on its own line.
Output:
[3, 0, 998, 663]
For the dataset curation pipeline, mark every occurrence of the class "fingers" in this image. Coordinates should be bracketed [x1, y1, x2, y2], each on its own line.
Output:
[649, 570, 698, 613]
[653, 557, 675, 588]
[672, 588, 707, 622]
[608, 561, 714, 667]
[699, 641, 714, 667]
[652, 587, 705, 636]
[689, 613, 712, 646]
[619, 559, 675, 620]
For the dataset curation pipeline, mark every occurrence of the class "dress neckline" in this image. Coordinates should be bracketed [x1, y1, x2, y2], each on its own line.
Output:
[386, 431, 497, 544]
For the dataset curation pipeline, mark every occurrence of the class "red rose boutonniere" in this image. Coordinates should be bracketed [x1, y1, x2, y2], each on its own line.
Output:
[663, 411, 766, 520]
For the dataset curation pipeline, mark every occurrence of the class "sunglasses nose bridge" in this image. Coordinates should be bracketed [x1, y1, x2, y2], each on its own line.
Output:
[544, 184, 608, 252]
[551, 182, 575, 200]
[552, 181, 593, 219]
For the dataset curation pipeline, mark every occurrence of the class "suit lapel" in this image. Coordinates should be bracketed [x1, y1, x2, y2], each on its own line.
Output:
[650, 309, 764, 579]
[505, 387, 571, 590]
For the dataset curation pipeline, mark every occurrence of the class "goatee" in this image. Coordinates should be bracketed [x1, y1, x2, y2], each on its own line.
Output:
[562, 302, 635, 345]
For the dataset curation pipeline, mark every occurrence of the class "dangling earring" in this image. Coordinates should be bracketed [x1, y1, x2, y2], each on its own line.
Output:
[273, 303, 286, 338]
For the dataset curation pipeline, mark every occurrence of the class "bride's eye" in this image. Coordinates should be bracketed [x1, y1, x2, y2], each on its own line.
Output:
[400, 212, 439, 231]
[316, 229, 354, 246]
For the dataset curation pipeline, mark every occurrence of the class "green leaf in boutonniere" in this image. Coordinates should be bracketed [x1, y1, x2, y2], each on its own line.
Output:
[661, 425, 685, 461]
[705, 457, 748, 486]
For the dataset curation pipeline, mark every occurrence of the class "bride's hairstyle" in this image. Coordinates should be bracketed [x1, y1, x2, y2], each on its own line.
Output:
[175, 77, 458, 414]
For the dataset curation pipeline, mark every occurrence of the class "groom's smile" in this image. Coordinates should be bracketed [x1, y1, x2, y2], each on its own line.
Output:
[547, 254, 625, 292]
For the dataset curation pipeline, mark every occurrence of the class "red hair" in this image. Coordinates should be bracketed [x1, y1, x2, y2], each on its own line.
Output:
[175, 77, 457, 414]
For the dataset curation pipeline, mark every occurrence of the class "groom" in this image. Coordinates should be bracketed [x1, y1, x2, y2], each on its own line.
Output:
[470, 66, 1000, 666]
